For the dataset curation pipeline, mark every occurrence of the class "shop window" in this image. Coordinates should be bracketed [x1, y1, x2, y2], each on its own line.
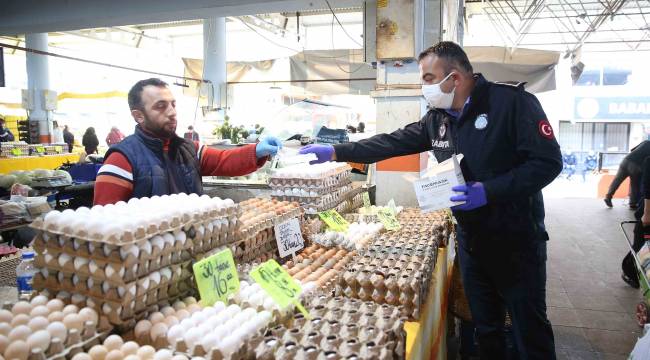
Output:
[559, 121, 629, 167]
[575, 69, 601, 86]
[603, 67, 631, 86]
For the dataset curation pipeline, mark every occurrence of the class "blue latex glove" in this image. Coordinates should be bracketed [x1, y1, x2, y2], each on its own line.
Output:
[450, 182, 488, 211]
[256, 136, 282, 158]
[298, 144, 335, 164]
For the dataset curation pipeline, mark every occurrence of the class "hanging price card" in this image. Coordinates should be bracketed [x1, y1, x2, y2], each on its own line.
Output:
[250, 259, 311, 318]
[11, 149, 22, 156]
[36, 146, 45, 154]
[54, 146, 63, 153]
[274, 218, 304, 258]
[377, 208, 401, 231]
[318, 209, 349, 232]
[193, 248, 239, 306]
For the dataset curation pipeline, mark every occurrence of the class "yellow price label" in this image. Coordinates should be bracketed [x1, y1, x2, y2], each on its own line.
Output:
[54, 146, 63, 153]
[11, 148, 22, 156]
[250, 259, 311, 318]
[318, 209, 349, 232]
[362, 192, 371, 209]
[387, 199, 397, 215]
[193, 249, 239, 306]
[377, 208, 401, 231]
[36, 146, 45, 153]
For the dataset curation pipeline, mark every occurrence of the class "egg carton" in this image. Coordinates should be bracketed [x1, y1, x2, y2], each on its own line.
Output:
[26, 326, 108, 360]
[258, 295, 406, 360]
[33, 262, 192, 305]
[31, 197, 239, 246]
[299, 186, 365, 216]
[187, 218, 239, 257]
[269, 177, 353, 197]
[34, 246, 192, 287]
[284, 245, 357, 291]
[236, 207, 302, 241]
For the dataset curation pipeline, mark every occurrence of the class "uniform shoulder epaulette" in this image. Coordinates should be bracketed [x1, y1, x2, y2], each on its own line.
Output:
[493, 81, 527, 90]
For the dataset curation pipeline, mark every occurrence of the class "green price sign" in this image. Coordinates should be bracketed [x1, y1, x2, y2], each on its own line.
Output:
[36, 146, 45, 154]
[377, 208, 401, 231]
[193, 248, 240, 306]
[362, 192, 371, 209]
[54, 146, 63, 153]
[11, 148, 22, 156]
[250, 259, 311, 318]
[318, 209, 349, 232]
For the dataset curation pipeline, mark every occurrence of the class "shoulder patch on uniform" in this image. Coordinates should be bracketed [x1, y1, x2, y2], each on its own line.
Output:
[538, 120, 555, 139]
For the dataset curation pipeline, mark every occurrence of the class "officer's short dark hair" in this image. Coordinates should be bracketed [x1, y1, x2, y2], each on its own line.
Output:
[188, 125, 194, 130]
[418, 41, 473, 74]
[128, 78, 168, 111]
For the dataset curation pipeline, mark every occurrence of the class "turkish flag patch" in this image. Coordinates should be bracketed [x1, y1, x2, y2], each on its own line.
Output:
[538, 120, 554, 139]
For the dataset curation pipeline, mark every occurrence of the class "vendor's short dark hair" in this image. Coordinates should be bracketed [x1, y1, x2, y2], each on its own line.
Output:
[418, 41, 473, 74]
[128, 78, 168, 111]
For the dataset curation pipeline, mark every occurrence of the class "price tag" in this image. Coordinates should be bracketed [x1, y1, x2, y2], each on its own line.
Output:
[377, 208, 401, 231]
[318, 209, 349, 232]
[54, 146, 63, 153]
[11, 148, 22, 156]
[36, 146, 45, 154]
[193, 248, 239, 306]
[362, 192, 371, 209]
[250, 260, 311, 318]
[274, 218, 304, 258]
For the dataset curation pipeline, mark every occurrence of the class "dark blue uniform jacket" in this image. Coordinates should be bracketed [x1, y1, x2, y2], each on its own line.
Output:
[333, 74, 563, 252]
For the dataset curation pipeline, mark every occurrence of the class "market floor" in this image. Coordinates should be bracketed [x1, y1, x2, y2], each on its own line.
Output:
[544, 197, 643, 359]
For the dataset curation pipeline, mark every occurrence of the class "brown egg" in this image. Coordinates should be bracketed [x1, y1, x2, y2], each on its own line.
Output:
[10, 314, 30, 327]
[8, 325, 31, 343]
[62, 304, 79, 316]
[134, 320, 152, 340]
[47, 311, 65, 323]
[104, 350, 124, 360]
[63, 313, 84, 332]
[4, 339, 28, 360]
[0, 309, 12, 324]
[46, 299, 65, 313]
[30, 305, 50, 318]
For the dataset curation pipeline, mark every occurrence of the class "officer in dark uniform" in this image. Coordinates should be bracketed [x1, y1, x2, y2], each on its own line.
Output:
[299, 41, 562, 359]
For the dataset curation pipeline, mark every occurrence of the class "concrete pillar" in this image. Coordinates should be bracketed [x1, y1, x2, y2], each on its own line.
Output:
[203, 17, 226, 110]
[25, 33, 52, 143]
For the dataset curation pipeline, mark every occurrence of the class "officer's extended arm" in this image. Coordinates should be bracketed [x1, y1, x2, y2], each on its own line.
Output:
[481, 93, 563, 202]
[332, 117, 433, 164]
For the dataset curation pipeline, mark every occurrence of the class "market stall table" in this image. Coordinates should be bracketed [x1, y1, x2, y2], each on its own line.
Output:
[0, 153, 80, 173]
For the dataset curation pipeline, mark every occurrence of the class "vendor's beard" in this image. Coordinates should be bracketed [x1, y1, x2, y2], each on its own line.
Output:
[141, 114, 176, 138]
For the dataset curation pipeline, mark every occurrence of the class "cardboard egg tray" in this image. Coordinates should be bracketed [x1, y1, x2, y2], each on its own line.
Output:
[268, 167, 352, 189]
[236, 206, 302, 241]
[301, 186, 365, 216]
[269, 177, 353, 197]
[272, 183, 355, 207]
[255, 295, 406, 360]
[30, 203, 239, 246]
[34, 263, 194, 325]
[187, 216, 239, 257]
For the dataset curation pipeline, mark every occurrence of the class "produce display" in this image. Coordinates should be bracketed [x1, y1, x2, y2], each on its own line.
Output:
[30, 194, 238, 327]
[0, 169, 72, 190]
[0, 295, 107, 360]
[10, 171, 453, 360]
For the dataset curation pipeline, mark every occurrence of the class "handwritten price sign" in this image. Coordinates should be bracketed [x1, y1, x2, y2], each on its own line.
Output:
[318, 209, 349, 232]
[274, 218, 304, 258]
[250, 259, 311, 318]
[377, 208, 401, 231]
[193, 249, 239, 306]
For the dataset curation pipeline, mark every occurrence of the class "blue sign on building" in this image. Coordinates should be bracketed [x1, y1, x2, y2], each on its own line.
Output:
[575, 97, 650, 120]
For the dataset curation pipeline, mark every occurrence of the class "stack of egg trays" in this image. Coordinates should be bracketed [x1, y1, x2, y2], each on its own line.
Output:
[252, 295, 406, 360]
[396, 209, 453, 247]
[32, 227, 196, 327]
[273, 183, 355, 208]
[186, 206, 240, 257]
[302, 186, 365, 216]
[268, 167, 352, 191]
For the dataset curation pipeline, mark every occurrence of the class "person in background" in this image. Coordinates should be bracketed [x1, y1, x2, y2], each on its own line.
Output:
[582, 151, 598, 182]
[63, 125, 75, 152]
[346, 125, 357, 134]
[621, 155, 650, 288]
[82, 127, 99, 155]
[357, 122, 366, 133]
[184, 125, 199, 142]
[51, 121, 64, 144]
[299, 41, 561, 359]
[605, 140, 650, 208]
[0, 118, 15, 142]
[106, 126, 126, 146]
[93, 78, 281, 205]
[563, 150, 577, 180]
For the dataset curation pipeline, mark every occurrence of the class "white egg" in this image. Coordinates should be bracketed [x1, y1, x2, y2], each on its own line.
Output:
[166, 324, 183, 345]
[184, 327, 201, 348]
[73, 257, 89, 271]
[30, 295, 49, 307]
[27, 330, 51, 351]
[137, 345, 156, 359]
[119, 245, 139, 260]
[8, 325, 31, 342]
[27, 316, 49, 331]
[46, 321, 67, 343]
[57, 253, 72, 268]
[153, 349, 174, 360]
[103, 335, 124, 351]
[88, 345, 108, 360]
[121, 341, 139, 355]
[79, 307, 98, 326]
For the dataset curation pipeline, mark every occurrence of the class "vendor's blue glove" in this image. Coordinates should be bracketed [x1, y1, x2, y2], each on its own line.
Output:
[450, 182, 487, 211]
[298, 144, 335, 164]
[256, 136, 282, 158]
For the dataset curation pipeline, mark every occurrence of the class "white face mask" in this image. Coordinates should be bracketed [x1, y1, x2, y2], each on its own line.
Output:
[422, 72, 456, 110]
